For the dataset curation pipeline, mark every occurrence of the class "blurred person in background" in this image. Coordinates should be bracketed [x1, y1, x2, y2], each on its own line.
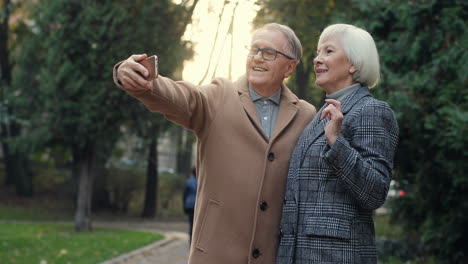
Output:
[183, 167, 197, 245]
[276, 23, 399, 264]
[113, 23, 316, 264]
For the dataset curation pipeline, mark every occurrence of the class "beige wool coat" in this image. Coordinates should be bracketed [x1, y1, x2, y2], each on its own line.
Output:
[113, 69, 316, 264]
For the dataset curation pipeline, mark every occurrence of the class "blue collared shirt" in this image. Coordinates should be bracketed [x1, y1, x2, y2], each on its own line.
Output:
[249, 84, 281, 138]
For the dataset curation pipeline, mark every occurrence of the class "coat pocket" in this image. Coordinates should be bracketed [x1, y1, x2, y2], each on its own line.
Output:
[304, 216, 352, 240]
[195, 199, 221, 252]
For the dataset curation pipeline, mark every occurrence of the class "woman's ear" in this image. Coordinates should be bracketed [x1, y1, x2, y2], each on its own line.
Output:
[349, 65, 357, 74]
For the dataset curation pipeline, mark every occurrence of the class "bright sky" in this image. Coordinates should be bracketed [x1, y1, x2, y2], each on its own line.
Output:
[178, 0, 259, 84]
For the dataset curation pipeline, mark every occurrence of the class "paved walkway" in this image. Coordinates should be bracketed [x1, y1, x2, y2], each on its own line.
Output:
[96, 220, 190, 264]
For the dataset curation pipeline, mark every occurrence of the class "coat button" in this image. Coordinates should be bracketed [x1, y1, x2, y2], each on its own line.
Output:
[268, 152, 275, 161]
[252, 248, 261, 258]
[259, 201, 268, 211]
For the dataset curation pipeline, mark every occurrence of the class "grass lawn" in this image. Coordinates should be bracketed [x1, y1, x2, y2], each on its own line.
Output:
[374, 213, 403, 239]
[0, 222, 163, 264]
[0, 204, 73, 221]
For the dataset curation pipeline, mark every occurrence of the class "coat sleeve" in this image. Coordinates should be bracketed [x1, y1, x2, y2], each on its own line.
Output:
[322, 99, 399, 210]
[113, 62, 224, 135]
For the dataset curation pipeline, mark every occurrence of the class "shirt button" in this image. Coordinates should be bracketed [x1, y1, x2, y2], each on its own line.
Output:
[259, 201, 268, 211]
[263, 116, 268, 120]
[268, 152, 275, 161]
[252, 248, 261, 258]
[263, 100, 268, 104]
[283, 197, 286, 204]
[279, 227, 284, 238]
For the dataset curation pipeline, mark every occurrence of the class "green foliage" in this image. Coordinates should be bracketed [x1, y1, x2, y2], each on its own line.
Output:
[7, 0, 196, 218]
[10, 0, 194, 156]
[157, 172, 185, 217]
[106, 166, 146, 213]
[93, 166, 185, 217]
[125, 171, 186, 217]
[374, 214, 404, 239]
[352, 0, 468, 262]
[0, 222, 163, 264]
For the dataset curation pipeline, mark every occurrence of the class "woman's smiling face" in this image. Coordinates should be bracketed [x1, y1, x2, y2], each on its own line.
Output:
[313, 36, 356, 94]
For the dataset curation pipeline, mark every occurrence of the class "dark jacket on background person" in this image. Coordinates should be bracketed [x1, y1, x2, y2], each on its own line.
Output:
[184, 174, 197, 213]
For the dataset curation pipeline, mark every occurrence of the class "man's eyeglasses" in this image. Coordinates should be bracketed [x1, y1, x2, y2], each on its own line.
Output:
[246, 46, 295, 61]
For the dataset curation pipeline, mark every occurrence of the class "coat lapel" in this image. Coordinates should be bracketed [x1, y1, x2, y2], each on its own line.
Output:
[270, 84, 299, 142]
[299, 86, 371, 165]
[236, 76, 302, 142]
[340, 85, 371, 114]
[235, 76, 269, 141]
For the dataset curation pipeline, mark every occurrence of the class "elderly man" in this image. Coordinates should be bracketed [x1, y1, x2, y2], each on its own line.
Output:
[113, 23, 316, 264]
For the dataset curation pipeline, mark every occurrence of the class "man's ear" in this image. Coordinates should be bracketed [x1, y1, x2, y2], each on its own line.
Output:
[284, 60, 299, 78]
[349, 65, 357, 74]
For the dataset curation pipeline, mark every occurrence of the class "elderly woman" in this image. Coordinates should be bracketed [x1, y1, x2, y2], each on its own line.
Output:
[276, 24, 399, 264]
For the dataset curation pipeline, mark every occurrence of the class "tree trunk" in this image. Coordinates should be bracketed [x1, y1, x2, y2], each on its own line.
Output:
[295, 62, 310, 100]
[176, 128, 194, 177]
[0, 0, 32, 194]
[141, 135, 158, 218]
[0, 0, 11, 86]
[1, 142, 15, 185]
[73, 142, 95, 232]
[0, 0, 16, 187]
[13, 150, 33, 196]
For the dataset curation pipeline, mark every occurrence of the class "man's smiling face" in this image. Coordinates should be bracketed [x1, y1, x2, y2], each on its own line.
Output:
[246, 29, 296, 95]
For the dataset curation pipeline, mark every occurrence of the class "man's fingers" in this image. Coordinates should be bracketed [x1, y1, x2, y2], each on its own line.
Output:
[117, 54, 153, 90]
[130, 53, 148, 62]
[133, 63, 149, 80]
[122, 76, 139, 90]
[124, 56, 149, 78]
[123, 72, 152, 90]
[120, 61, 149, 85]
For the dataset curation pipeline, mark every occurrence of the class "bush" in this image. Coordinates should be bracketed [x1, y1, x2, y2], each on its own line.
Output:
[105, 167, 146, 214]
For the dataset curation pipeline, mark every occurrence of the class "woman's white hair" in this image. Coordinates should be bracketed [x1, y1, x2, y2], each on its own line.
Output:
[319, 23, 380, 88]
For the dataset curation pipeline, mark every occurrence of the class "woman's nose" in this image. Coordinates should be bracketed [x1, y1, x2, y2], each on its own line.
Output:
[313, 54, 322, 65]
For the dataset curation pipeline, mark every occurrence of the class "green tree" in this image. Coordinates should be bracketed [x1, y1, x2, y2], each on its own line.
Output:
[0, 0, 35, 196]
[352, 0, 468, 262]
[13, 0, 196, 230]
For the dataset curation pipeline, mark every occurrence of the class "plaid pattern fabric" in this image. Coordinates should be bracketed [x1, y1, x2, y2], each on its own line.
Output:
[277, 86, 399, 264]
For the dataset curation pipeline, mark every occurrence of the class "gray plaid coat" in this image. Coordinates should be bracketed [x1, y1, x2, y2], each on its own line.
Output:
[276, 85, 399, 264]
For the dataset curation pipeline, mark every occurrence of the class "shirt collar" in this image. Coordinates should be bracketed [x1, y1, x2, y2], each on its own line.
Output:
[248, 83, 282, 105]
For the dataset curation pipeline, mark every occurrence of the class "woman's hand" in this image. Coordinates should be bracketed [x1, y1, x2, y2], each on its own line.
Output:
[321, 99, 343, 146]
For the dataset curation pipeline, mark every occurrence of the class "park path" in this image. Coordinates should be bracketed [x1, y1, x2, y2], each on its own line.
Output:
[97, 220, 190, 264]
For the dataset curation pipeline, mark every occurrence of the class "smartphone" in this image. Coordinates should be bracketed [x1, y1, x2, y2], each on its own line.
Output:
[139, 55, 158, 81]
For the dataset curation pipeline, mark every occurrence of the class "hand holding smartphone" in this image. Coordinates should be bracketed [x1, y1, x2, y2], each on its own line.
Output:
[138, 55, 158, 81]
